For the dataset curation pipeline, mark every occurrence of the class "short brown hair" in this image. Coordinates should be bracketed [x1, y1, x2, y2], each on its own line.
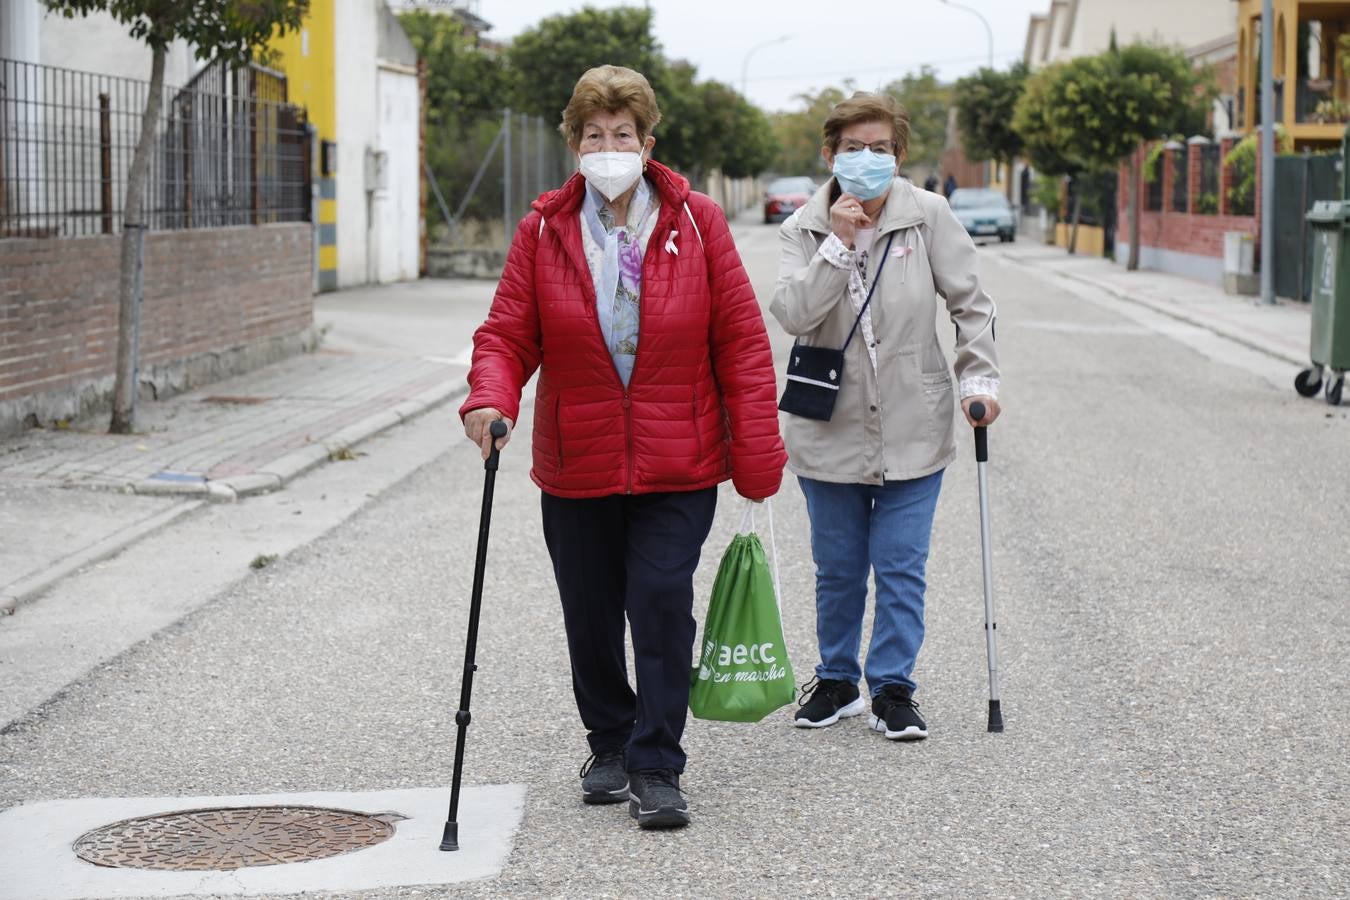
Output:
[560, 65, 662, 149]
[822, 91, 910, 158]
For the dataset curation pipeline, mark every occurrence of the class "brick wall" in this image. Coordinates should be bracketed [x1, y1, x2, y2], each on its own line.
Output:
[1, 223, 313, 434]
[1117, 138, 1257, 284]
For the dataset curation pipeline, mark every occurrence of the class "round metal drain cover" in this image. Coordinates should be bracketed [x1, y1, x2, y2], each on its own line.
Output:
[73, 806, 399, 871]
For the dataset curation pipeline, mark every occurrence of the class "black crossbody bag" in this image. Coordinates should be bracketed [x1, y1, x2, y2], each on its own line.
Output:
[779, 231, 895, 421]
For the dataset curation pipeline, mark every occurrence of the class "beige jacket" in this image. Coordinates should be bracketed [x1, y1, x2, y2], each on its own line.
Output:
[770, 177, 1000, 485]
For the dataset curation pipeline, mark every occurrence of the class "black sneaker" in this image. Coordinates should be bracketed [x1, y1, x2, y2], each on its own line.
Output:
[793, 676, 865, 728]
[869, 685, 928, 741]
[579, 749, 629, 804]
[628, 769, 689, 829]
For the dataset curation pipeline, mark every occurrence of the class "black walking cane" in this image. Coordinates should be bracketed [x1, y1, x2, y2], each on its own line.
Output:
[441, 419, 508, 851]
[968, 401, 1004, 734]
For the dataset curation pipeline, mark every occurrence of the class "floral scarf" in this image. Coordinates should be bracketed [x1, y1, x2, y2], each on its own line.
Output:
[581, 178, 655, 387]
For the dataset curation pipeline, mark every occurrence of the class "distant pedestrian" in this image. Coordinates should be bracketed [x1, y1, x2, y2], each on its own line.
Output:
[924, 174, 939, 193]
[460, 65, 785, 830]
[770, 91, 1001, 742]
[943, 172, 958, 198]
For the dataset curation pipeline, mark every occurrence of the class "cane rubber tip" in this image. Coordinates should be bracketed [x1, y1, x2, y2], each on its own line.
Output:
[439, 822, 459, 852]
[489, 420, 508, 439]
[970, 401, 986, 424]
[987, 699, 1004, 733]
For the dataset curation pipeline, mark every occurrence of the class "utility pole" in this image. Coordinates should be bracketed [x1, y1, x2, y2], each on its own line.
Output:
[1260, 0, 1276, 305]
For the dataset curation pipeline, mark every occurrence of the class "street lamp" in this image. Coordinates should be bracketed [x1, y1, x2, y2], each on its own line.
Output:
[937, 0, 993, 70]
[741, 34, 792, 98]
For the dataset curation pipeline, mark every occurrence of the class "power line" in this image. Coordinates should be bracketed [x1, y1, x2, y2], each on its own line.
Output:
[744, 49, 1021, 84]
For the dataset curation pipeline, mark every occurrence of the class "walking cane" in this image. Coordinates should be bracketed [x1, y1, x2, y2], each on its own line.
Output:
[968, 401, 1004, 734]
[441, 419, 508, 851]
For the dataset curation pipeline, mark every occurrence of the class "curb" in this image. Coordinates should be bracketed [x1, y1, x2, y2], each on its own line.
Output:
[0, 499, 205, 617]
[2, 377, 468, 617]
[994, 250, 1307, 369]
[131, 378, 469, 501]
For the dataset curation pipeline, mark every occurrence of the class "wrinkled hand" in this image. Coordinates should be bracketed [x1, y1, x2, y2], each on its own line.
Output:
[463, 407, 514, 460]
[962, 396, 1001, 427]
[829, 192, 871, 249]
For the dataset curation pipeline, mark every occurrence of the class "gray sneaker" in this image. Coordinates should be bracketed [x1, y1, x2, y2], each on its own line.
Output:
[580, 749, 629, 804]
[628, 769, 689, 829]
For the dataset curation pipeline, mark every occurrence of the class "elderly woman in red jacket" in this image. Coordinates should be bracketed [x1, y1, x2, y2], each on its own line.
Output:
[459, 65, 785, 831]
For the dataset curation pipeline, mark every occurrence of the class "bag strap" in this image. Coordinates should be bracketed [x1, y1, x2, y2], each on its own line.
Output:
[842, 230, 896, 352]
[738, 498, 783, 613]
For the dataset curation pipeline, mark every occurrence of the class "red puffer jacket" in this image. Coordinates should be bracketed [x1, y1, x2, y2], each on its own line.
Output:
[459, 160, 785, 500]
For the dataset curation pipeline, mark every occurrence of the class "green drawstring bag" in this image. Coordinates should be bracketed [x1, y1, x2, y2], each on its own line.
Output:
[689, 500, 794, 722]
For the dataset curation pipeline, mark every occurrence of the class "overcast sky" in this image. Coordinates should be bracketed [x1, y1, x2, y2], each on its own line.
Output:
[473, 0, 1049, 113]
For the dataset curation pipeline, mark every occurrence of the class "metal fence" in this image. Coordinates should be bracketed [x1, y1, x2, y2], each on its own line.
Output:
[1146, 169, 1163, 211]
[426, 109, 571, 265]
[1197, 144, 1220, 215]
[1, 57, 311, 239]
[1171, 145, 1189, 214]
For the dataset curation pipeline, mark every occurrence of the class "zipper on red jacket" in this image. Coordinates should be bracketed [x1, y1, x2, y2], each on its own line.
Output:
[622, 390, 634, 494]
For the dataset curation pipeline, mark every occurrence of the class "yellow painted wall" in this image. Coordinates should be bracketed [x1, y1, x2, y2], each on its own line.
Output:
[1235, 0, 1350, 146]
[1055, 223, 1106, 257]
[267, 0, 338, 287]
[269, 0, 335, 145]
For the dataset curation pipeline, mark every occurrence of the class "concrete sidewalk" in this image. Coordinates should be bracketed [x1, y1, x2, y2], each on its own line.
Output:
[991, 242, 1314, 371]
[0, 278, 494, 615]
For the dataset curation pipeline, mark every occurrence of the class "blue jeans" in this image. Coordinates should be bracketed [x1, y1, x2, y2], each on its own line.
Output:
[798, 471, 944, 697]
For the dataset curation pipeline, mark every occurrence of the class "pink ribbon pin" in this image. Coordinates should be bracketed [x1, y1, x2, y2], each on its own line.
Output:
[665, 230, 679, 255]
[890, 245, 913, 259]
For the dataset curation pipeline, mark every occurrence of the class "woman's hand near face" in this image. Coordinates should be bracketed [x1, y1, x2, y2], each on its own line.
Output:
[463, 407, 514, 460]
[829, 192, 871, 249]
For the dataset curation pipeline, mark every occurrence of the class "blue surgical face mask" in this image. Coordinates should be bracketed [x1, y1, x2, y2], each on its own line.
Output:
[832, 149, 897, 200]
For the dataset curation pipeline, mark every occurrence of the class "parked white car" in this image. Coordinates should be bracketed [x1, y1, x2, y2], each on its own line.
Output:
[949, 188, 1016, 243]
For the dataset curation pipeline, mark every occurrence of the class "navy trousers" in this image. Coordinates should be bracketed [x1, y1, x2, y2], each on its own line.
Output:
[540, 487, 717, 773]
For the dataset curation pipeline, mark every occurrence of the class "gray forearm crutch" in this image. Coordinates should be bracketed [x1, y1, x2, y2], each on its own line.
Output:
[968, 401, 1004, 733]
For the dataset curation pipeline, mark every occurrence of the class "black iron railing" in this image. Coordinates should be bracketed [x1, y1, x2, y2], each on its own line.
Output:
[0, 57, 310, 238]
[1171, 145, 1189, 214]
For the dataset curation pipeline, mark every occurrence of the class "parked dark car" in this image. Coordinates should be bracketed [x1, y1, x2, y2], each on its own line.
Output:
[949, 188, 1016, 242]
[763, 176, 817, 224]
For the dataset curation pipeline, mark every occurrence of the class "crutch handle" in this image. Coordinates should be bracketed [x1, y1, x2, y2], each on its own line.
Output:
[969, 401, 988, 463]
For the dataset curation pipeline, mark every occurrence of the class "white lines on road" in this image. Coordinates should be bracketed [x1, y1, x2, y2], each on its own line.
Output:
[1017, 320, 1154, 336]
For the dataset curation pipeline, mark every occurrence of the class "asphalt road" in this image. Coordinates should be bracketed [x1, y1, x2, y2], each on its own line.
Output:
[1, 213, 1346, 898]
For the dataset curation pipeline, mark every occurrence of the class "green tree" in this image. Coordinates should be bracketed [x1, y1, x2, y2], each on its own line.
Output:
[770, 85, 849, 176]
[1021, 45, 1213, 259]
[881, 66, 951, 171]
[400, 10, 516, 231]
[1014, 63, 1084, 247]
[400, 10, 513, 126]
[506, 6, 663, 121]
[698, 81, 776, 180]
[953, 63, 1027, 202]
[43, 0, 308, 434]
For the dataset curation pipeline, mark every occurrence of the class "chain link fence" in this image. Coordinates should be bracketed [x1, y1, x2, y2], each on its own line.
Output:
[425, 108, 570, 277]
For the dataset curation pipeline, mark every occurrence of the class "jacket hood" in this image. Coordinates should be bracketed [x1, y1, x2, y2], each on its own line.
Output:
[532, 158, 692, 219]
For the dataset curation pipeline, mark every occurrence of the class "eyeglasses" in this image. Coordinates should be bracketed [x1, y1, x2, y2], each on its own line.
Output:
[838, 140, 896, 155]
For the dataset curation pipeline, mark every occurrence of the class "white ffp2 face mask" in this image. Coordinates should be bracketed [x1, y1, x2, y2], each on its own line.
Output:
[578, 151, 644, 201]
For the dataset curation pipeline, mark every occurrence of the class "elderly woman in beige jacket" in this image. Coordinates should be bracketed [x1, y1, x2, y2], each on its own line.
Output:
[770, 92, 1000, 742]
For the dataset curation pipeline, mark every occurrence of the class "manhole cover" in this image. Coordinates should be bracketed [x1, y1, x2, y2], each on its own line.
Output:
[73, 806, 402, 871]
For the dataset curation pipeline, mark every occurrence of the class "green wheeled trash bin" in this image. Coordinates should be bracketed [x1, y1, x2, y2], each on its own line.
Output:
[1296, 200, 1350, 405]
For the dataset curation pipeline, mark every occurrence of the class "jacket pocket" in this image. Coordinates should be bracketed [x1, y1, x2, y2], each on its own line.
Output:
[921, 370, 952, 394]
